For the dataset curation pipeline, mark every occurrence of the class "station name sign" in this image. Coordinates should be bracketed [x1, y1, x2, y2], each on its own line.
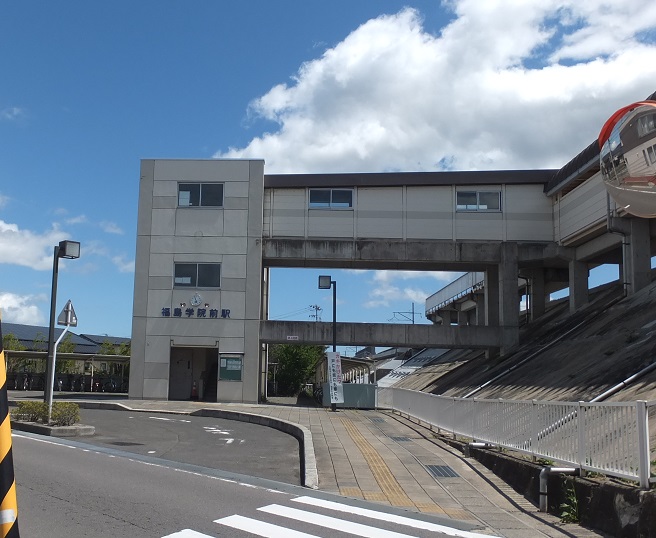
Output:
[161, 307, 230, 319]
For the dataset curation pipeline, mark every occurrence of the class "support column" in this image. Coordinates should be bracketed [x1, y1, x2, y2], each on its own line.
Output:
[568, 259, 588, 313]
[499, 242, 519, 353]
[524, 268, 546, 321]
[485, 265, 499, 327]
[627, 218, 651, 295]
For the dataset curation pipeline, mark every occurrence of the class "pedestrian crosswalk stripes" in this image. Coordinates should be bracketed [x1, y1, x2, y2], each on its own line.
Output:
[291, 496, 497, 538]
[162, 530, 213, 538]
[216, 514, 320, 537]
[165, 493, 495, 538]
[258, 504, 417, 538]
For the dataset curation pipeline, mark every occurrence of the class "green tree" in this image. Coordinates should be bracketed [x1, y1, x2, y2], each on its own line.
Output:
[270, 344, 325, 396]
[117, 341, 131, 356]
[3, 333, 26, 351]
[3, 333, 27, 373]
[100, 340, 116, 355]
[32, 332, 47, 351]
[56, 333, 76, 373]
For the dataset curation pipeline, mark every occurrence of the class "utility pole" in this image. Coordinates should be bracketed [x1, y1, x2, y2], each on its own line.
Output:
[389, 302, 416, 324]
[309, 304, 322, 321]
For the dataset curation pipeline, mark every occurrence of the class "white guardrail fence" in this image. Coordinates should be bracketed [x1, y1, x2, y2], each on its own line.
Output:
[378, 387, 655, 488]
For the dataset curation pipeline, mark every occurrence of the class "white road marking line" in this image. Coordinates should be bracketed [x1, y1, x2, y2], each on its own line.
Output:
[225, 438, 234, 444]
[292, 496, 499, 538]
[215, 514, 320, 537]
[149, 416, 173, 421]
[258, 504, 416, 538]
[203, 426, 232, 434]
[12, 433, 293, 497]
[161, 529, 213, 538]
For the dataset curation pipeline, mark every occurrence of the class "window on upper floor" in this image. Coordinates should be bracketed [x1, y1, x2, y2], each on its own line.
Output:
[178, 183, 224, 207]
[647, 145, 656, 165]
[456, 191, 501, 212]
[174, 263, 221, 288]
[637, 114, 656, 138]
[309, 188, 353, 209]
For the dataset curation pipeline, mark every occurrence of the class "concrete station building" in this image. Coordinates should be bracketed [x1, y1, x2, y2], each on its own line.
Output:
[130, 93, 656, 403]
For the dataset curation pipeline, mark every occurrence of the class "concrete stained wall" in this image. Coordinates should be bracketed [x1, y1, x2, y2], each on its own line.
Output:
[130, 159, 264, 403]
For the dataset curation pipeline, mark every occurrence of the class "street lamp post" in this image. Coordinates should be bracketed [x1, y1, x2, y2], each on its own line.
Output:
[318, 275, 336, 352]
[44, 240, 80, 407]
[319, 275, 340, 411]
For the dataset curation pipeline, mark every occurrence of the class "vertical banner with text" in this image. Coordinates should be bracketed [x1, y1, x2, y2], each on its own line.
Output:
[0, 312, 19, 537]
[327, 352, 344, 405]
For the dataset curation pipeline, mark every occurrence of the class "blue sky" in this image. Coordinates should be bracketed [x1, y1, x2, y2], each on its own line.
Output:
[1, 1, 656, 341]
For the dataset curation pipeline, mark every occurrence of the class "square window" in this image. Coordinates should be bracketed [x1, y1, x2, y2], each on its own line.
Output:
[178, 184, 200, 207]
[174, 264, 197, 287]
[479, 192, 500, 211]
[201, 184, 223, 207]
[331, 189, 353, 208]
[198, 263, 221, 287]
[309, 190, 331, 207]
[456, 192, 477, 211]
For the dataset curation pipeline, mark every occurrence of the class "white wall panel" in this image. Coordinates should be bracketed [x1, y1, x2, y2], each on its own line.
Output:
[308, 210, 354, 237]
[406, 186, 453, 239]
[557, 175, 607, 242]
[356, 187, 403, 238]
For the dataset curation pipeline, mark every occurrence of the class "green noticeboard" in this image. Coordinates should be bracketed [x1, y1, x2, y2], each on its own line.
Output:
[219, 356, 242, 381]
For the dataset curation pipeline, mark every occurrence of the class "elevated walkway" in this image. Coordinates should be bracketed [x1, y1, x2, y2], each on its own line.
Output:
[260, 320, 501, 348]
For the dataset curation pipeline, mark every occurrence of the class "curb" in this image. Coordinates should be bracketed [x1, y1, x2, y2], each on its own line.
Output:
[192, 408, 319, 490]
[11, 421, 95, 437]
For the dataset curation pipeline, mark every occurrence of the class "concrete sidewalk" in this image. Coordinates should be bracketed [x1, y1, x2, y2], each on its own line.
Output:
[50, 396, 607, 538]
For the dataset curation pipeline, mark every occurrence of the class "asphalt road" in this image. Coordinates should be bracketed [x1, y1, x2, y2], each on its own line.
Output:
[12, 432, 490, 538]
[77, 408, 301, 484]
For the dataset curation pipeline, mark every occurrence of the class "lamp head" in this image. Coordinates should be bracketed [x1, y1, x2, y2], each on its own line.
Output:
[318, 275, 332, 289]
[58, 240, 80, 259]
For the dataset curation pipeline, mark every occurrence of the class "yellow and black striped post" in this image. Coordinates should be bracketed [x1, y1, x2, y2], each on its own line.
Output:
[0, 312, 19, 537]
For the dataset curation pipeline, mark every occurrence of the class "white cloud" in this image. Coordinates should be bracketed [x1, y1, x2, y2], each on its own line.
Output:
[100, 221, 124, 235]
[216, 3, 656, 173]
[66, 215, 88, 225]
[372, 270, 462, 284]
[0, 292, 47, 325]
[0, 194, 9, 209]
[111, 254, 134, 273]
[0, 220, 67, 270]
[362, 270, 459, 309]
[0, 107, 24, 121]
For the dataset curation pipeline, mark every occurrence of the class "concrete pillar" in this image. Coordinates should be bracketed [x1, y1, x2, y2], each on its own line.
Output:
[457, 308, 468, 326]
[568, 259, 588, 313]
[485, 265, 499, 327]
[523, 268, 546, 321]
[627, 218, 651, 294]
[499, 243, 519, 353]
[471, 291, 484, 326]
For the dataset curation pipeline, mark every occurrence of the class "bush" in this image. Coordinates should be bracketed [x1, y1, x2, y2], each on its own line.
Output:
[51, 402, 80, 426]
[11, 401, 80, 426]
[12, 401, 47, 422]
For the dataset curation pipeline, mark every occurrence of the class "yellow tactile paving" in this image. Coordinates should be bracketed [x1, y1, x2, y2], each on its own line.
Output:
[415, 503, 447, 514]
[339, 487, 363, 497]
[444, 508, 478, 520]
[340, 417, 449, 511]
[362, 491, 389, 501]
